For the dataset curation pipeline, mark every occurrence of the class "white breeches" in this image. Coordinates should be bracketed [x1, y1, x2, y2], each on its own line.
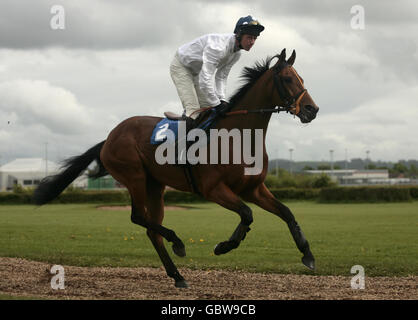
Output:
[170, 53, 210, 119]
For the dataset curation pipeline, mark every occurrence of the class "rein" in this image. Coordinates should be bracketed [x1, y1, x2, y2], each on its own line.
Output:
[191, 104, 297, 119]
[225, 105, 296, 116]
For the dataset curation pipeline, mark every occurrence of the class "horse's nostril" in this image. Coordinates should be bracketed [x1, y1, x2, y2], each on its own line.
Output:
[305, 105, 318, 114]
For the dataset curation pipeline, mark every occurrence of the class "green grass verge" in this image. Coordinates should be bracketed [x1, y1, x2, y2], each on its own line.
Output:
[0, 202, 417, 276]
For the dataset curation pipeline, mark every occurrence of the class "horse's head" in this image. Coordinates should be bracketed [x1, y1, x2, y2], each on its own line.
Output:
[271, 49, 319, 123]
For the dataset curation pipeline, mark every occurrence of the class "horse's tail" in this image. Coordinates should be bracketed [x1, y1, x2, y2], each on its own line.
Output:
[33, 140, 107, 205]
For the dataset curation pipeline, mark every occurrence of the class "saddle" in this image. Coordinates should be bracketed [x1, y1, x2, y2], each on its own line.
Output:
[164, 107, 214, 124]
[164, 111, 183, 120]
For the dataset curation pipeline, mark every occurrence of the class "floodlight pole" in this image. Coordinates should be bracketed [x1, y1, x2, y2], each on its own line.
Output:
[366, 150, 370, 184]
[45, 142, 48, 177]
[345, 149, 348, 170]
[276, 147, 279, 177]
[330, 149, 334, 172]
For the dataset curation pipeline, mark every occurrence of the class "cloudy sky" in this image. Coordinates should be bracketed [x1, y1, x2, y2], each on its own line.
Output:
[0, 0, 417, 166]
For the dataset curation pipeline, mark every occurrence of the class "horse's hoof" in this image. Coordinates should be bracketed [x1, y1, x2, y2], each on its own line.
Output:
[214, 242, 226, 255]
[172, 243, 186, 257]
[302, 253, 315, 270]
[175, 279, 189, 288]
[214, 241, 239, 255]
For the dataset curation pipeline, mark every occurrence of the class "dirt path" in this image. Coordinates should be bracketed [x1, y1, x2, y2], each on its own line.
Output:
[0, 257, 416, 300]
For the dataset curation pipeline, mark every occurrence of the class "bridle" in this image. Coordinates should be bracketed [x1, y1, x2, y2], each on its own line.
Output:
[273, 63, 307, 116]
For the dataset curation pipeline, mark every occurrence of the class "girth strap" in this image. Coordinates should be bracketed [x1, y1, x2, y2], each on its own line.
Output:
[183, 164, 200, 195]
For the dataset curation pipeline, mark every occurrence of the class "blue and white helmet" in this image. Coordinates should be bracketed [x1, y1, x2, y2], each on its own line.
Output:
[234, 15, 265, 36]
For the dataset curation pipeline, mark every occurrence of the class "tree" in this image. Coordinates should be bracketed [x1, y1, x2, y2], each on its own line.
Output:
[365, 163, 377, 170]
[312, 174, 335, 188]
[393, 162, 408, 174]
[390, 162, 409, 177]
[317, 164, 331, 170]
[410, 164, 418, 177]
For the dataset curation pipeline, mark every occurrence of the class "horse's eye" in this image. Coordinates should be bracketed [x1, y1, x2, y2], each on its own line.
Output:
[283, 77, 292, 83]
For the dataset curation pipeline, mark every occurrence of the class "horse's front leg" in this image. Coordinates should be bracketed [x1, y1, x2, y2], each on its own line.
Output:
[204, 182, 253, 255]
[242, 183, 315, 270]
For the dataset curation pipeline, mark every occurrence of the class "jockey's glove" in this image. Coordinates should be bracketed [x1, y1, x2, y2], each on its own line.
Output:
[215, 100, 230, 117]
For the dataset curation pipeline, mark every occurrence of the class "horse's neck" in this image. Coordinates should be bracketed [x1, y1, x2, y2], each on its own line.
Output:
[226, 74, 274, 131]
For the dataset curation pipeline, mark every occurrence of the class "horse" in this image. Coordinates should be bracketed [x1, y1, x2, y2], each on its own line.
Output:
[33, 48, 319, 288]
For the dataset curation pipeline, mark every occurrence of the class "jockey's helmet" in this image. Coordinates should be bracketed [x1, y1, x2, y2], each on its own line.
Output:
[234, 15, 265, 37]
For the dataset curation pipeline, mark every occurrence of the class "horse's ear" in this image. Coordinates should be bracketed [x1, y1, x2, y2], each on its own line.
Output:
[279, 48, 286, 62]
[287, 50, 296, 66]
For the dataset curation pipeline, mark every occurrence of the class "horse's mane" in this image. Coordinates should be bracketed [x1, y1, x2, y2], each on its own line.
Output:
[228, 56, 275, 107]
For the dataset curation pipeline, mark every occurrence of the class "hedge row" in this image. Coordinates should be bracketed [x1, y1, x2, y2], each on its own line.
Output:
[1, 186, 417, 205]
[0, 189, 204, 205]
[270, 188, 320, 200]
[403, 185, 418, 199]
[0, 188, 323, 205]
[0, 190, 129, 205]
[319, 186, 414, 203]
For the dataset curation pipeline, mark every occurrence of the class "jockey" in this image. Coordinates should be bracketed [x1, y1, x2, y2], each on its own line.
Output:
[170, 15, 265, 131]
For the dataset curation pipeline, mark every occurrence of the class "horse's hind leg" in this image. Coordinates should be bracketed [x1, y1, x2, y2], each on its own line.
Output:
[242, 183, 315, 270]
[129, 189, 188, 288]
[108, 153, 185, 254]
[145, 222, 188, 288]
[204, 182, 253, 255]
[142, 177, 188, 288]
[107, 160, 187, 287]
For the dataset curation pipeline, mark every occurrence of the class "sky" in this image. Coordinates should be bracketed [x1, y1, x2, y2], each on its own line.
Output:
[0, 0, 417, 165]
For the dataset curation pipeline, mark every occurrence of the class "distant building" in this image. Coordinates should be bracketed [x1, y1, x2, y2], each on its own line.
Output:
[87, 175, 116, 189]
[304, 169, 412, 185]
[0, 158, 92, 191]
[87, 175, 125, 190]
[0, 158, 60, 191]
[73, 175, 89, 189]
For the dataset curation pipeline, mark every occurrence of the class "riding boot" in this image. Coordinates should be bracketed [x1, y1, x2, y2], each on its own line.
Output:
[177, 115, 200, 194]
[182, 115, 195, 133]
[175, 115, 194, 165]
[184, 116, 195, 163]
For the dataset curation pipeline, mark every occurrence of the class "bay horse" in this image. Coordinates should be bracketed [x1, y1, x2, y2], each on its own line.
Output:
[34, 49, 319, 288]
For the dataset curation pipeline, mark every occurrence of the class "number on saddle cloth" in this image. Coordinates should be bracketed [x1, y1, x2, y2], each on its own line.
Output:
[150, 110, 219, 145]
[150, 119, 178, 145]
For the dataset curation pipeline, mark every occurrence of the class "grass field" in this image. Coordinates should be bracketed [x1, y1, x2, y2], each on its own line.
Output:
[0, 201, 417, 277]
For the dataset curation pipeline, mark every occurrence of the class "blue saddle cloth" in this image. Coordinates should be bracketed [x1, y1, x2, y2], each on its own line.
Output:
[150, 110, 219, 145]
[150, 118, 179, 145]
